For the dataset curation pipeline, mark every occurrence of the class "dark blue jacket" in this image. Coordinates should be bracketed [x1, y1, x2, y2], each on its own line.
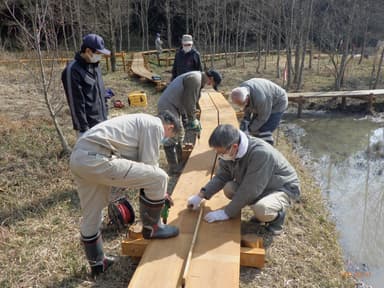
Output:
[62, 52, 108, 132]
[171, 48, 203, 80]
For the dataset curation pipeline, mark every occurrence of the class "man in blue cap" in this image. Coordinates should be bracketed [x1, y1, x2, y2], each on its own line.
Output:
[62, 34, 111, 138]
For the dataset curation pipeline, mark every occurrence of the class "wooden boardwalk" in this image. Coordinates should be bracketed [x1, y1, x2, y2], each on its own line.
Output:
[288, 89, 384, 117]
[128, 52, 166, 91]
[126, 90, 241, 288]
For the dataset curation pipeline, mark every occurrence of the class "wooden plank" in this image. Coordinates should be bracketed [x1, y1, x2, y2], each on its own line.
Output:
[128, 92, 218, 288]
[184, 91, 241, 288]
[288, 89, 384, 99]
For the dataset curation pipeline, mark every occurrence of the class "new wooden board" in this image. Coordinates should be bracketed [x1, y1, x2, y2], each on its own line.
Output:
[128, 92, 219, 288]
[184, 91, 241, 288]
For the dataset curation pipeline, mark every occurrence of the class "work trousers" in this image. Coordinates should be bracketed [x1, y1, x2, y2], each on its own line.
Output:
[70, 143, 168, 237]
[223, 181, 290, 222]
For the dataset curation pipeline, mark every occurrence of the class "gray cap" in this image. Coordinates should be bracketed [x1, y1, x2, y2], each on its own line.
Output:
[182, 34, 193, 44]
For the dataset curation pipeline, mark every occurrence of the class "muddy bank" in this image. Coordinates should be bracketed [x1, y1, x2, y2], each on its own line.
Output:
[282, 111, 384, 287]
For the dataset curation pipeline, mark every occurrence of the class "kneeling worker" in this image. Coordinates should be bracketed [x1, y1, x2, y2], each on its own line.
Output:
[187, 124, 300, 235]
[231, 78, 288, 145]
[70, 111, 180, 276]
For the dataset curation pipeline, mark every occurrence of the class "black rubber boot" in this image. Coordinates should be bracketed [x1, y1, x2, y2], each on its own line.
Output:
[175, 143, 184, 165]
[139, 191, 179, 239]
[266, 210, 286, 235]
[81, 231, 115, 277]
[164, 144, 182, 175]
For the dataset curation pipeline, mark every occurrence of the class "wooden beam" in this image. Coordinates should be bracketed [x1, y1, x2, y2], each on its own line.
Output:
[121, 238, 149, 258]
[121, 234, 265, 268]
[240, 247, 265, 268]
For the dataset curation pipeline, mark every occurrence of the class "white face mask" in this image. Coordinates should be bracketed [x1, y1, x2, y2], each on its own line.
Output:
[89, 53, 102, 63]
[183, 46, 192, 53]
[218, 146, 235, 161]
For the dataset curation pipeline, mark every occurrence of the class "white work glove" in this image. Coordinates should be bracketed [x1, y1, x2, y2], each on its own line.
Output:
[204, 209, 229, 223]
[187, 194, 202, 210]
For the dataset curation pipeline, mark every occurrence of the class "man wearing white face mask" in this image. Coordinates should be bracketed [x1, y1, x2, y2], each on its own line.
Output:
[171, 34, 203, 80]
[62, 34, 110, 138]
[187, 124, 300, 235]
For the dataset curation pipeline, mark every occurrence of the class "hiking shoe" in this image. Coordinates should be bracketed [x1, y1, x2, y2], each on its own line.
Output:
[266, 210, 285, 235]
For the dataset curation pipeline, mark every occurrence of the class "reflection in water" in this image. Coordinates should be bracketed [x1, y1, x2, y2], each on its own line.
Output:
[283, 114, 384, 287]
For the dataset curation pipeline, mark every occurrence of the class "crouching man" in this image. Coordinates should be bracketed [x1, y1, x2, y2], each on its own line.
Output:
[70, 111, 180, 276]
[187, 124, 300, 235]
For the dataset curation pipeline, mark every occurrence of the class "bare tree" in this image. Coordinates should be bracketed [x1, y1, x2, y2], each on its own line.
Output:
[5, 0, 71, 155]
[107, 0, 117, 71]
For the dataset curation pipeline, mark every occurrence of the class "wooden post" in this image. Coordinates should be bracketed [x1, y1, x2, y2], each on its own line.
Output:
[341, 96, 346, 110]
[122, 52, 126, 72]
[105, 56, 110, 72]
[367, 93, 374, 114]
[297, 96, 304, 118]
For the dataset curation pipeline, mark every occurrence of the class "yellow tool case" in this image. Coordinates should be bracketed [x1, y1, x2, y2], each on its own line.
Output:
[128, 91, 147, 107]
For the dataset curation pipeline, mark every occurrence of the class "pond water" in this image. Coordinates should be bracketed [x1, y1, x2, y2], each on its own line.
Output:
[282, 111, 384, 287]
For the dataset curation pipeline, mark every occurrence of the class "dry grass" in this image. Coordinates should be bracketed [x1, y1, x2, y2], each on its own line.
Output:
[0, 52, 372, 287]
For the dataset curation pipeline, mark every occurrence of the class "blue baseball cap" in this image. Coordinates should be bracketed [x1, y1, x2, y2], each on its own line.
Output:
[82, 34, 111, 55]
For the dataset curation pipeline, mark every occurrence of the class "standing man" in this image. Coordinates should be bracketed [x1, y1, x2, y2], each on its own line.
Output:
[155, 33, 163, 66]
[158, 70, 222, 175]
[171, 34, 203, 80]
[187, 124, 300, 235]
[62, 34, 110, 137]
[70, 111, 180, 276]
[231, 78, 288, 145]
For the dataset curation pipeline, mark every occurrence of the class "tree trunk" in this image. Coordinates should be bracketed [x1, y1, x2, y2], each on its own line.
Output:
[118, 0, 123, 51]
[297, 0, 313, 91]
[373, 48, 384, 89]
[144, 0, 149, 50]
[69, 0, 77, 50]
[276, 4, 281, 78]
[75, 0, 82, 43]
[59, 0, 68, 51]
[165, 0, 172, 48]
[126, 0, 131, 50]
[185, 0, 189, 34]
[234, 1, 242, 66]
[107, 0, 116, 72]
